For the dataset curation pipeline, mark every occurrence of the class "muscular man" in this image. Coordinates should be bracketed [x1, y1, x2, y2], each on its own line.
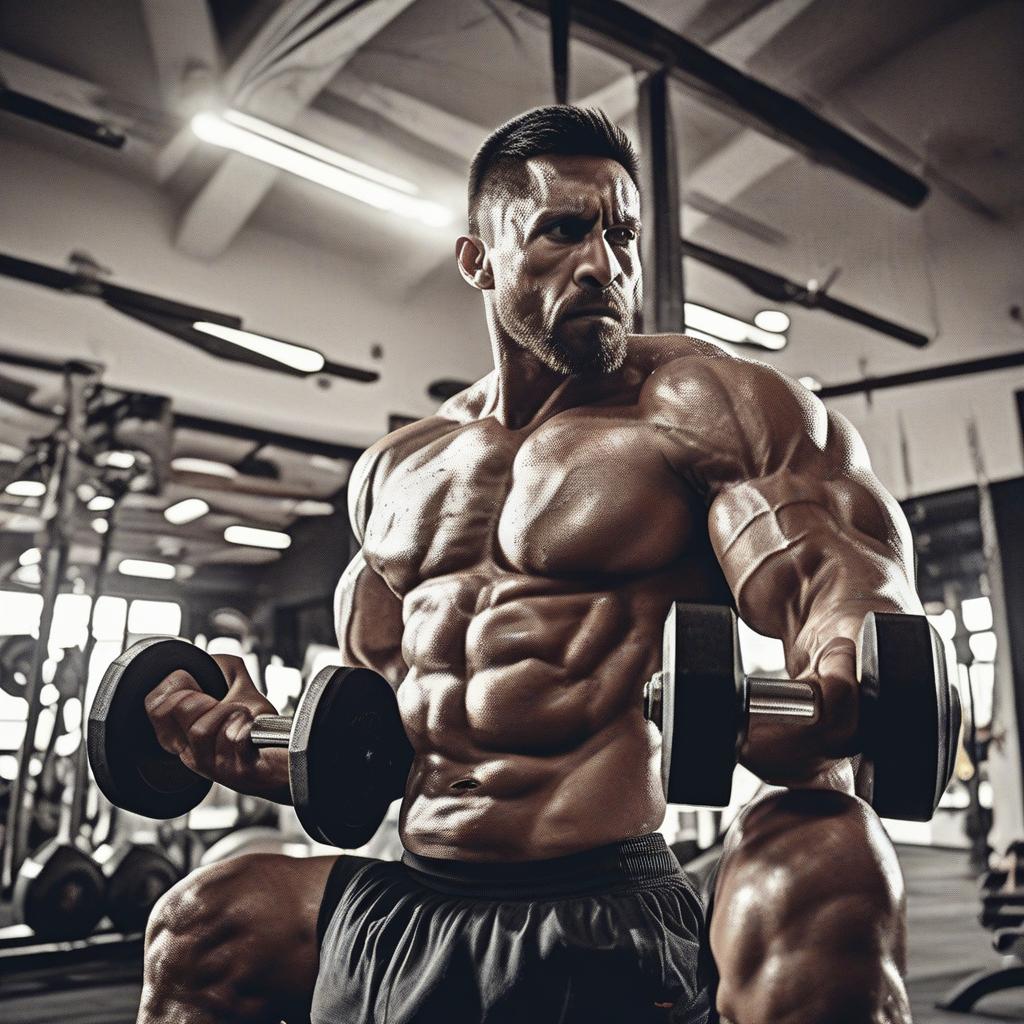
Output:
[139, 107, 916, 1023]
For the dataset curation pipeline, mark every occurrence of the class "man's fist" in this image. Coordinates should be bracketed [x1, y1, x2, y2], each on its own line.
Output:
[143, 654, 290, 804]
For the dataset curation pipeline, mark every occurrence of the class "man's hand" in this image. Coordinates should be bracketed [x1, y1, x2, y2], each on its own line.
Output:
[740, 636, 861, 788]
[143, 654, 291, 804]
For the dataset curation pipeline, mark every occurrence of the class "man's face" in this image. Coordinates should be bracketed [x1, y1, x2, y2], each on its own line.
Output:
[480, 154, 643, 375]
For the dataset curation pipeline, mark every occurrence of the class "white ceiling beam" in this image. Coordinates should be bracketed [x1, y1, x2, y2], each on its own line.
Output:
[139, 0, 221, 112]
[174, 0, 418, 260]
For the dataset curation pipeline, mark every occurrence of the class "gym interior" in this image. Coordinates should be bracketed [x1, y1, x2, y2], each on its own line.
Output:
[0, 2, 1022, 1022]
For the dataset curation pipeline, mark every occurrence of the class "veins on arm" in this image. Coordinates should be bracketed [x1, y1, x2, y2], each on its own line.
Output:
[334, 447, 408, 687]
[647, 351, 919, 674]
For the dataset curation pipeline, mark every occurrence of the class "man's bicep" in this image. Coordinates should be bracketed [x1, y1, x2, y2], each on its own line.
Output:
[333, 551, 407, 687]
[706, 425, 919, 648]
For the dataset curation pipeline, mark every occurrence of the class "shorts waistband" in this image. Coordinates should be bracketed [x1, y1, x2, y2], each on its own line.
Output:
[400, 832, 680, 899]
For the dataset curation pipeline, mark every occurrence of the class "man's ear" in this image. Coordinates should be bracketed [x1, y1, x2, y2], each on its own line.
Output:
[455, 235, 494, 290]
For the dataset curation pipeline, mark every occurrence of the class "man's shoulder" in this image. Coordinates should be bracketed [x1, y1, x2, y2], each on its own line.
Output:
[347, 377, 491, 535]
[634, 334, 821, 432]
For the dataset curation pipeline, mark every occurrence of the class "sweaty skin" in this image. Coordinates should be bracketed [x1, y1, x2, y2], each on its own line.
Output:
[328, 155, 920, 863]
[141, 152, 918, 1022]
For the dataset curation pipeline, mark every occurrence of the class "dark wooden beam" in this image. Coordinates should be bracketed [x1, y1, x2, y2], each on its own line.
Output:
[637, 70, 684, 333]
[549, 0, 571, 103]
[514, 0, 928, 208]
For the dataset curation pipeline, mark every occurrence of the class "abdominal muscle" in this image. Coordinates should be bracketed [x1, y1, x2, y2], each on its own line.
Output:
[392, 573, 683, 861]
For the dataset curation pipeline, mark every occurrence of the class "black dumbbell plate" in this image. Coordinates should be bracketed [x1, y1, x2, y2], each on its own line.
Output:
[87, 637, 227, 818]
[290, 666, 414, 848]
[661, 603, 744, 807]
[859, 613, 951, 822]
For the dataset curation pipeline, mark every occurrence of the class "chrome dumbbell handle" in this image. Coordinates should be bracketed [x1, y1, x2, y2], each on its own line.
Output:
[249, 714, 293, 748]
[746, 677, 816, 718]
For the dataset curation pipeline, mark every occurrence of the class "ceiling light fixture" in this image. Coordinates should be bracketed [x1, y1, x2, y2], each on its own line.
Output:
[171, 457, 239, 479]
[191, 111, 454, 228]
[87, 495, 115, 511]
[754, 309, 791, 333]
[97, 451, 136, 469]
[685, 303, 787, 351]
[292, 500, 335, 516]
[164, 497, 211, 525]
[192, 322, 325, 373]
[224, 525, 292, 550]
[5, 480, 46, 497]
[118, 558, 176, 580]
[92, 518, 109, 534]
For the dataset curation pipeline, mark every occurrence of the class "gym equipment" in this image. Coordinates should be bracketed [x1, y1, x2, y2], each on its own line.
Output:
[644, 602, 961, 821]
[12, 769, 106, 940]
[198, 826, 296, 866]
[89, 637, 413, 849]
[0, 635, 36, 698]
[93, 835, 181, 934]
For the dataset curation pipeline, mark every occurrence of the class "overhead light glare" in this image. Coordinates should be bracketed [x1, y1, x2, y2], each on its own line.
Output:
[5, 480, 46, 497]
[164, 498, 211, 525]
[171, 457, 238, 479]
[15, 564, 41, 586]
[193, 322, 326, 373]
[754, 309, 791, 333]
[19, 547, 41, 566]
[98, 451, 136, 469]
[224, 525, 292, 550]
[191, 112, 454, 228]
[799, 376, 822, 392]
[292, 500, 334, 516]
[961, 596, 993, 633]
[87, 495, 116, 511]
[684, 303, 787, 351]
[92, 518, 109, 535]
[118, 558, 176, 580]
[221, 110, 420, 195]
[969, 631, 998, 663]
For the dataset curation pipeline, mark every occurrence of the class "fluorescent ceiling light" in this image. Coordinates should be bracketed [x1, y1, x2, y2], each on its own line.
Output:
[171, 457, 238, 479]
[193, 321, 326, 373]
[191, 111, 454, 228]
[87, 495, 115, 511]
[18, 547, 41, 566]
[754, 309, 791, 333]
[799, 376, 822, 392]
[5, 480, 46, 497]
[118, 558, 176, 580]
[685, 303, 787, 351]
[224, 525, 292, 549]
[222, 110, 418, 195]
[164, 498, 211, 525]
[97, 451, 136, 469]
[292, 500, 334, 516]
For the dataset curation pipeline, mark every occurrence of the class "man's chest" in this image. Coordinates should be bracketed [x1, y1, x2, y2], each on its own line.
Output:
[362, 411, 705, 595]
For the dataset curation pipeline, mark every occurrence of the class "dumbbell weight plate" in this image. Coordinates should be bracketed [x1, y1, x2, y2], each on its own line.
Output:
[13, 837, 107, 940]
[88, 637, 227, 819]
[96, 841, 182, 933]
[657, 603, 745, 807]
[290, 666, 414, 849]
[859, 612, 955, 822]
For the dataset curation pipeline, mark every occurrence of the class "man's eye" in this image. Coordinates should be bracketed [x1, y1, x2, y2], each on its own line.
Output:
[547, 218, 589, 241]
[606, 227, 637, 245]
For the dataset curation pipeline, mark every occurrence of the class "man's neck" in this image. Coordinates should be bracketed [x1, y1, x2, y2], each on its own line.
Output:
[483, 342, 575, 431]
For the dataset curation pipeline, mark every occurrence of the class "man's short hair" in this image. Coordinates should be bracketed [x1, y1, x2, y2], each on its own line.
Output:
[467, 105, 640, 235]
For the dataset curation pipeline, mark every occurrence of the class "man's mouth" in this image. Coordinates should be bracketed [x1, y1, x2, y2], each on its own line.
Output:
[563, 305, 621, 322]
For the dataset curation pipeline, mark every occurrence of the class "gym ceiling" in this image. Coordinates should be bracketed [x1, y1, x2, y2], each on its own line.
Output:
[0, 0, 1021, 599]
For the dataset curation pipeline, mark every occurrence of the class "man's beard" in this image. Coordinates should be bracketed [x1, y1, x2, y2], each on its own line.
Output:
[499, 299, 631, 375]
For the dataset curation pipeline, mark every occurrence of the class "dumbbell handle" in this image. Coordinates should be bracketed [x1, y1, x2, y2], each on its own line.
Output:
[249, 714, 293, 748]
[746, 676, 816, 718]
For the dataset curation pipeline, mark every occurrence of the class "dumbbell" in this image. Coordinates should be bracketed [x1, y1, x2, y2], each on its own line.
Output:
[87, 637, 413, 848]
[644, 603, 961, 822]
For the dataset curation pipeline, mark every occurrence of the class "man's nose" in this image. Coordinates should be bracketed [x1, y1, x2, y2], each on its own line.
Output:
[573, 231, 623, 291]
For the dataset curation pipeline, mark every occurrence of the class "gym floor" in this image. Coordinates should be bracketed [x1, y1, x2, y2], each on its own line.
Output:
[0, 844, 1018, 1023]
